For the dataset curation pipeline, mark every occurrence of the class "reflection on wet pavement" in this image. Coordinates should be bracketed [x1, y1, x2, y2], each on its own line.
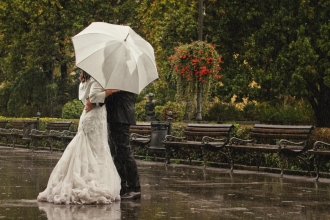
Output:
[0, 146, 330, 219]
[38, 201, 122, 220]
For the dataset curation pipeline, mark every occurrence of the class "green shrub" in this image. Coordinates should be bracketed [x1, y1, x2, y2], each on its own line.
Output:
[243, 102, 258, 121]
[155, 101, 185, 122]
[257, 101, 315, 124]
[207, 102, 243, 122]
[62, 99, 84, 119]
[135, 99, 147, 121]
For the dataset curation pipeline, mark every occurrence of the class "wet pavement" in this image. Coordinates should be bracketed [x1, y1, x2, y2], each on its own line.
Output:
[1, 146, 330, 220]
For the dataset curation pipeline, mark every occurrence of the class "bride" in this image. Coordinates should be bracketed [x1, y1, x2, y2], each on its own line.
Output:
[37, 71, 121, 204]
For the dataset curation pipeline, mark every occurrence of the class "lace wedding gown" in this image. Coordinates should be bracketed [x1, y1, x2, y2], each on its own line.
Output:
[37, 78, 121, 204]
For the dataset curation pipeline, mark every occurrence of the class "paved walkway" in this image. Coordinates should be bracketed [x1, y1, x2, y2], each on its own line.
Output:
[0, 146, 329, 220]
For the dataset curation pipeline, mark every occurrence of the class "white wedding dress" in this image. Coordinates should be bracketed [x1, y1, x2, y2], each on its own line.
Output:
[37, 78, 121, 204]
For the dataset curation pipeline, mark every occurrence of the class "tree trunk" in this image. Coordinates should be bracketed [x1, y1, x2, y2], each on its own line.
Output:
[60, 63, 67, 79]
[310, 85, 330, 127]
[313, 99, 330, 127]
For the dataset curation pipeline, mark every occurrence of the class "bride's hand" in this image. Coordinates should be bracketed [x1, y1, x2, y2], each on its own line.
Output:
[85, 98, 94, 113]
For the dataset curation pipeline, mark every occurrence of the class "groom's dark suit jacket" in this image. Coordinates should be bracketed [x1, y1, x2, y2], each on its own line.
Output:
[104, 91, 136, 125]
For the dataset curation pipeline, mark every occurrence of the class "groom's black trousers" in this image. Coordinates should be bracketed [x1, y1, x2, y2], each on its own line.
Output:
[108, 122, 141, 195]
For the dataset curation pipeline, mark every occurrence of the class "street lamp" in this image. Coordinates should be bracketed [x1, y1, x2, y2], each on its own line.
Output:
[167, 111, 173, 135]
[36, 110, 41, 129]
[198, 0, 203, 41]
[50, 52, 56, 117]
[196, 0, 203, 121]
[51, 53, 56, 61]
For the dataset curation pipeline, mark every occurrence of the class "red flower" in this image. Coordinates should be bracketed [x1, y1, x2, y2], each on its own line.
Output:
[170, 41, 222, 84]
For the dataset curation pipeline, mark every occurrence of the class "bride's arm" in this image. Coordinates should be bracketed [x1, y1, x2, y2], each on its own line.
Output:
[105, 89, 120, 97]
[89, 82, 120, 103]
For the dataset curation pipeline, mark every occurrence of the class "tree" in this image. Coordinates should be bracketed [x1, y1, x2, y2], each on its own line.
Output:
[0, 0, 140, 117]
[242, 0, 330, 126]
[137, 0, 200, 105]
[199, 0, 330, 126]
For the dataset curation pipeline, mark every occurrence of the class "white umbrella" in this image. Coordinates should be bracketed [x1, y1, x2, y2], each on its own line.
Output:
[72, 22, 158, 94]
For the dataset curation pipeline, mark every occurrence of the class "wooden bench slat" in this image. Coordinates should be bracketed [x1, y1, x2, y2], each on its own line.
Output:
[11, 122, 24, 129]
[251, 128, 312, 135]
[251, 133, 311, 139]
[252, 128, 312, 133]
[187, 123, 234, 128]
[184, 131, 231, 137]
[46, 122, 72, 130]
[0, 121, 8, 128]
[186, 127, 232, 132]
[253, 124, 313, 129]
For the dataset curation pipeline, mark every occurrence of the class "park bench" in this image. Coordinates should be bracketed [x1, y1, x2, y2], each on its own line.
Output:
[308, 141, 330, 181]
[129, 123, 152, 150]
[163, 123, 234, 167]
[0, 120, 8, 128]
[0, 120, 10, 146]
[0, 120, 37, 148]
[11, 121, 25, 148]
[227, 124, 314, 177]
[30, 121, 73, 152]
[60, 130, 77, 148]
[130, 122, 171, 160]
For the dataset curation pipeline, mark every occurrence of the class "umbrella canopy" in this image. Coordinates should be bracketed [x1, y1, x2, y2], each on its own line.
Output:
[72, 22, 158, 94]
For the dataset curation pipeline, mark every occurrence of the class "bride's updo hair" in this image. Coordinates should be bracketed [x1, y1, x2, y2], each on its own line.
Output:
[79, 70, 91, 83]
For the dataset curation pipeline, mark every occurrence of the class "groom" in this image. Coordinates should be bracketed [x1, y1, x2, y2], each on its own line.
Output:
[86, 90, 141, 200]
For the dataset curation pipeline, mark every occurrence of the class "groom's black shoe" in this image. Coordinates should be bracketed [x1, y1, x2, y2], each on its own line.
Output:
[121, 191, 141, 200]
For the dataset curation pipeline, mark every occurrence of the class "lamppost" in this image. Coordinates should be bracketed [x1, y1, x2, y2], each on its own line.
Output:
[36, 110, 41, 129]
[50, 53, 56, 117]
[198, 0, 203, 41]
[167, 111, 173, 135]
[196, 0, 203, 121]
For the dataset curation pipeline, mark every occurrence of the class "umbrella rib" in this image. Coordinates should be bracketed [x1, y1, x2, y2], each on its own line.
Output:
[124, 33, 129, 41]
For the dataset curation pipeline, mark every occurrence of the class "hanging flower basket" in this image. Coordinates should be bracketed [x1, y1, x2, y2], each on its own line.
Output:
[169, 41, 223, 84]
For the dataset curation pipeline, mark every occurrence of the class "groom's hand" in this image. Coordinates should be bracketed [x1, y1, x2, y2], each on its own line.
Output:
[85, 98, 95, 113]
